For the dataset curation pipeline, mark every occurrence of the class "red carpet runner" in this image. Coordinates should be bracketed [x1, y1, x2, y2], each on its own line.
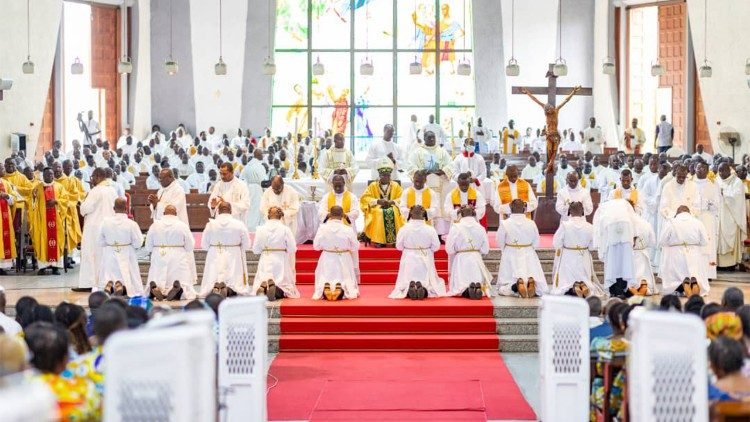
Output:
[267, 352, 537, 421]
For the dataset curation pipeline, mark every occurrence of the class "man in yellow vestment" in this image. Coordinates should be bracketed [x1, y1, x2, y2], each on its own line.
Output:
[0, 164, 19, 274]
[360, 158, 404, 247]
[29, 168, 70, 275]
[502, 120, 520, 154]
[494, 165, 537, 219]
[54, 161, 84, 265]
[3, 158, 35, 206]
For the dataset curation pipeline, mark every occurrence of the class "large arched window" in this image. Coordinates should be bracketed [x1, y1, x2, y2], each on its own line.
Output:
[272, 0, 475, 158]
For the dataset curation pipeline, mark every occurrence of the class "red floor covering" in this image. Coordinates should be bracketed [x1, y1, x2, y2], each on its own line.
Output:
[267, 352, 537, 421]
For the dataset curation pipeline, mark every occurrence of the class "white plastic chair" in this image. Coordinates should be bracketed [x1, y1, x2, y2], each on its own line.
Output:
[104, 324, 216, 422]
[628, 310, 708, 422]
[218, 296, 268, 422]
[0, 373, 58, 421]
[539, 295, 590, 422]
[146, 308, 216, 332]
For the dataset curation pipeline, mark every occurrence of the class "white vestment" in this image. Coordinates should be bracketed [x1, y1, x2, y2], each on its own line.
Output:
[251, 219, 299, 298]
[555, 185, 593, 221]
[445, 217, 492, 296]
[551, 216, 604, 296]
[658, 212, 709, 295]
[659, 179, 700, 219]
[639, 173, 662, 267]
[452, 152, 487, 182]
[144, 216, 198, 299]
[199, 214, 251, 297]
[366, 139, 403, 180]
[312, 220, 359, 300]
[186, 172, 210, 193]
[592, 199, 637, 289]
[595, 167, 621, 201]
[78, 182, 118, 288]
[317, 191, 360, 228]
[422, 123, 447, 146]
[240, 159, 268, 231]
[520, 164, 542, 181]
[443, 188, 486, 222]
[320, 148, 358, 185]
[398, 187, 438, 221]
[260, 187, 300, 236]
[632, 214, 656, 294]
[98, 214, 143, 296]
[150, 181, 189, 226]
[390, 220, 446, 299]
[717, 174, 748, 267]
[496, 214, 548, 297]
[407, 144, 455, 235]
[583, 126, 605, 154]
[694, 178, 721, 278]
[208, 178, 251, 225]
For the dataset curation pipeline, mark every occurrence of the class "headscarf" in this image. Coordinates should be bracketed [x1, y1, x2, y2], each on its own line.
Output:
[705, 312, 743, 341]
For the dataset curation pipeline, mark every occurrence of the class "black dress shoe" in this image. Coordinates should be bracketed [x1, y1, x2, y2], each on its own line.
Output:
[471, 283, 483, 300]
[165, 281, 183, 301]
[266, 280, 278, 302]
[149, 281, 165, 301]
[415, 282, 427, 300]
[37, 268, 47, 276]
[407, 281, 418, 300]
[51, 267, 61, 275]
[71, 287, 92, 293]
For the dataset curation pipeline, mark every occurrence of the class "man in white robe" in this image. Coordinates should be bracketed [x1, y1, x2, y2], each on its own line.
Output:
[445, 207, 492, 299]
[520, 156, 542, 181]
[452, 138, 487, 183]
[407, 131, 454, 235]
[144, 205, 198, 301]
[251, 207, 299, 301]
[659, 164, 699, 218]
[694, 162, 720, 278]
[631, 210, 656, 296]
[596, 157, 622, 201]
[390, 206, 446, 299]
[186, 162, 210, 193]
[582, 118, 605, 154]
[209, 162, 251, 225]
[473, 118, 491, 154]
[199, 202, 251, 297]
[98, 198, 143, 297]
[76, 169, 118, 291]
[312, 206, 359, 301]
[422, 115, 447, 147]
[321, 133, 358, 187]
[240, 149, 268, 231]
[659, 206, 709, 296]
[260, 176, 300, 236]
[83, 111, 101, 146]
[496, 200, 548, 298]
[640, 162, 670, 268]
[550, 202, 603, 297]
[555, 172, 593, 221]
[592, 198, 637, 298]
[318, 175, 359, 227]
[399, 170, 438, 221]
[608, 169, 645, 215]
[443, 172, 486, 223]
[366, 124, 403, 180]
[406, 114, 420, 151]
[148, 168, 189, 226]
[717, 162, 748, 269]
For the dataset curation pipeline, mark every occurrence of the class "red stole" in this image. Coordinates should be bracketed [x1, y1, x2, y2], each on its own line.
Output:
[43, 185, 59, 262]
[0, 183, 11, 259]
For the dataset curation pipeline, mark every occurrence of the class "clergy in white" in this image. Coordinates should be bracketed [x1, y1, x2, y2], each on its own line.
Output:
[452, 138, 487, 183]
[407, 131, 455, 235]
[717, 163, 748, 268]
[251, 207, 300, 301]
[444, 172, 486, 223]
[496, 200, 548, 298]
[209, 162, 251, 225]
[550, 202, 604, 297]
[240, 149, 269, 231]
[317, 175, 359, 227]
[608, 169, 645, 215]
[582, 118, 605, 154]
[98, 199, 144, 296]
[148, 168, 189, 226]
[592, 198, 637, 297]
[320, 133, 359, 187]
[694, 162, 720, 278]
[399, 170, 438, 221]
[658, 206, 709, 296]
[260, 176, 301, 236]
[312, 206, 359, 300]
[199, 202, 251, 297]
[445, 207, 492, 298]
[144, 206, 198, 300]
[520, 156, 542, 181]
[422, 115, 447, 147]
[631, 211, 656, 296]
[555, 172, 593, 221]
[389, 206, 446, 299]
[366, 124, 403, 180]
[78, 169, 119, 289]
[595, 157, 622, 201]
[186, 162, 211, 193]
[659, 164, 699, 218]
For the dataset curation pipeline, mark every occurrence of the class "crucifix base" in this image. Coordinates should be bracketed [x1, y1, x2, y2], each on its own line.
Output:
[532, 172, 561, 234]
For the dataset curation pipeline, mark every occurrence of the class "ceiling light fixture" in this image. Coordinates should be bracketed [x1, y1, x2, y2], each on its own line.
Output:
[505, 0, 519, 77]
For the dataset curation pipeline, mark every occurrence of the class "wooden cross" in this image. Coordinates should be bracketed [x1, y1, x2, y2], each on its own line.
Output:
[511, 63, 592, 107]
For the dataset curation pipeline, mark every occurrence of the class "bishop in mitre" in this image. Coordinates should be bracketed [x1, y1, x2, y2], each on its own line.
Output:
[360, 158, 404, 247]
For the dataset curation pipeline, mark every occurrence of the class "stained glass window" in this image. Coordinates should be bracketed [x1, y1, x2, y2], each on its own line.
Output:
[272, 0, 475, 159]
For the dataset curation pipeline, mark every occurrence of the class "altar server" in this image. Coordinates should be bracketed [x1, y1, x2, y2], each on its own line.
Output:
[199, 202, 251, 297]
[389, 206, 446, 300]
[252, 207, 299, 301]
[144, 205, 197, 301]
[496, 200, 548, 298]
[98, 198, 143, 297]
[312, 206, 359, 301]
[555, 171, 593, 221]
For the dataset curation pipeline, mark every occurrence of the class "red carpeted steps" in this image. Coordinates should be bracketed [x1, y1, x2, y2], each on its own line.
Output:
[281, 317, 497, 334]
[279, 333, 499, 351]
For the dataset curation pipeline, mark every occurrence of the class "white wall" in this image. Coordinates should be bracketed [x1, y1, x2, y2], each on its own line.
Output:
[131, 0, 152, 139]
[0, 0, 63, 157]
[473, 0, 506, 131]
[593, 0, 620, 146]
[687, 0, 750, 158]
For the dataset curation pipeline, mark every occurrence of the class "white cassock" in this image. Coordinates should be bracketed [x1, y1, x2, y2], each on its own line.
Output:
[85, 119, 101, 144]
[389, 220, 446, 299]
[240, 158, 268, 231]
[98, 214, 144, 296]
[607, 186, 645, 216]
[452, 151, 487, 182]
[717, 174, 748, 267]
[251, 219, 300, 298]
[398, 186, 438, 221]
[199, 214, 251, 297]
[592, 199, 636, 290]
[631, 214, 656, 294]
[555, 185, 593, 221]
[443, 188, 486, 223]
[407, 144, 455, 235]
[658, 212, 709, 295]
[78, 182, 118, 289]
[550, 216, 604, 296]
[260, 187, 300, 236]
[144, 215, 198, 299]
[659, 179, 700, 219]
[320, 148, 359, 186]
[312, 220, 359, 300]
[366, 139, 403, 180]
[150, 181, 189, 226]
[559, 139, 583, 153]
[694, 178, 720, 278]
[423, 123, 447, 146]
[186, 172, 210, 193]
[639, 173, 661, 266]
[208, 178, 251, 225]
[472, 126, 491, 153]
[445, 217, 492, 296]
[117, 139, 138, 158]
[595, 167, 620, 201]
[496, 214, 548, 297]
[582, 126, 605, 154]
[520, 164, 542, 181]
[317, 191, 360, 227]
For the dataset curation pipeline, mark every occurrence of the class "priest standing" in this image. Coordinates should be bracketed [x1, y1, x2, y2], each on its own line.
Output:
[260, 176, 300, 236]
[199, 202, 251, 298]
[555, 172, 593, 221]
[321, 133, 358, 187]
[399, 170, 438, 221]
[77, 168, 118, 291]
[366, 124, 402, 180]
[659, 164, 699, 219]
[318, 175, 359, 228]
[98, 198, 144, 297]
[240, 148, 268, 231]
[582, 117, 605, 154]
[209, 162, 251, 225]
[493, 165, 537, 219]
[29, 168, 69, 275]
[717, 163, 748, 269]
[444, 172, 486, 224]
[694, 162, 720, 278]
[144, 205, 197, 301]
[407, 131, 454, 235]
[312, 206, 359, 301]
[251, 206, 300, 301]
[149, 169, 189, 226]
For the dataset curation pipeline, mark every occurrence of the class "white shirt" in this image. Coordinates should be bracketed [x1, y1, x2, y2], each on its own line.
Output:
[423, 123, 447, 146]
[582, 126, 605, 154]
[366, 139, 402, 180]
[452, 151, 487, 182]
[208, 177, 251, 223]
[656, 121, 674, 147]
[186, 172, 210, 194]
[556, 185, 594, 220]
[520, 164, 542, 181]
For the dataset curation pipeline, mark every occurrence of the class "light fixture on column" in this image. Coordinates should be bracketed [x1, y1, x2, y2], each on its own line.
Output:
[698, 0, 711, 78]
[409, 0, 421, 74]
[214, 0, 227, 75]
[71, 57, 84, 75]
[165, 0, 179, 75]
[312, 56, 325, 76]
[602, 56, 615, 75]
[118, 56, 133, 74]
[699, 60, 712, 78]
[263, 0, 276, 75]
[505, 0, 519, 77]
[22, 0, 34, 74]
[456, 0, 471, 76]
[651, 60, 665, 76]
[552, 0, 567, 76]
